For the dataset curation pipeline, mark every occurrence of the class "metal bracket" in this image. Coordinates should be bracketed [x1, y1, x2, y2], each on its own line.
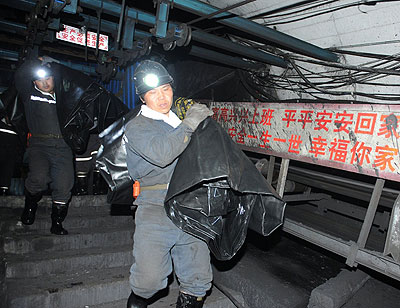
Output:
[122, 17, 136, 50]
[346, 241, 359, 267]
[276, 158, 290, 198]
[49, 0, 69, 15]
[346, 178, 385, 267]
[157, 23, 192, 51]
[384, 193, 400, 262]
[154, 0, 171, 38]
[62, 0, 78, 14]
[133, 38, 152, 57]
[267, 156, 275, 184]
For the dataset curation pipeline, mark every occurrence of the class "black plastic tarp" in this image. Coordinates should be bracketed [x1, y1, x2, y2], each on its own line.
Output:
[55, 63, 129, 154]
[165, 118, 286, 260]
[97, 114, 286, 261]
[96, 106, 141, 204]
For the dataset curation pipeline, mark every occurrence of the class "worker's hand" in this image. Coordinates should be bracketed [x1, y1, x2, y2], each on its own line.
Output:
[182, 103, 213, 131]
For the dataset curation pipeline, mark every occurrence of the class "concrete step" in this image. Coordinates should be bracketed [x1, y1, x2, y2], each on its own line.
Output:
[211, 233, 345, 308]
[5, 244, 133, 278]
[6, 266, 131, 308]
[0, 195, 110, 209]
[0, 209, 133, 233]
[92, 279, 244, 308]
[7, 264, 243, 308]
[3, 226, 134, 254]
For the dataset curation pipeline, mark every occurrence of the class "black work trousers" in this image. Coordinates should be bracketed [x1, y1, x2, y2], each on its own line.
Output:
[25, 137, 74, 203]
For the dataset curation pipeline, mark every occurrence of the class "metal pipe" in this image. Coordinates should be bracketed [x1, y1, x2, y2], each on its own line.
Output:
[80, 0, 156, 27]
[0, 20, 27, 34]
[81, 15, 118, 34]
[116, 0, 126, 44]
[171, 0, 338, 62]
[95, 0, 104, 56]
[0, 48, 123, 80]
[78, 0, 287, 67]
[186, 0, 255, 26]
[189, 46, 262, 71]
[0, 0, 35, 11]
[0, 49, 19, 61]
[191, 30, 287, 68]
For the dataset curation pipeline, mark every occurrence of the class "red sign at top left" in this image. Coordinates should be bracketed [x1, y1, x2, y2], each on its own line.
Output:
[56, 24, 108, 51]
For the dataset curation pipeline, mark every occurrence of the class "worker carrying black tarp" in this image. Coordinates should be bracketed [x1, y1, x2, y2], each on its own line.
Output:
[13, 55, 128, 235]
[124, 60, 213, 308]
[15, 56, 74, 235]
[96, 60, 286, 308]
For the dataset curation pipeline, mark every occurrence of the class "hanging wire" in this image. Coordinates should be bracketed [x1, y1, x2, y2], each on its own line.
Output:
[224, 1, 400, 104]
[255, 0, 400, 26]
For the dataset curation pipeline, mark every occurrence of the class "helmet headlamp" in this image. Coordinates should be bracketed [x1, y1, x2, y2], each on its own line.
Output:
[32, 65, 52, 81]
[143, 73, 159, 88]
[36, 68, 48, 79]
[133, 60, 174, 96]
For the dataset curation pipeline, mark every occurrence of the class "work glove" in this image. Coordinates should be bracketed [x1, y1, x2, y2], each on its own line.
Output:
[182, 103, 213, 131]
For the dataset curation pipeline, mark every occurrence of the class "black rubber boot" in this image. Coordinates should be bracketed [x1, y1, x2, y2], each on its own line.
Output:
[127, 291, 148, 308]
[50, 203, 69, 235]
[75, 172, 88, 195]
[176, 292, 204, 308]
[21, 190, 42, 225]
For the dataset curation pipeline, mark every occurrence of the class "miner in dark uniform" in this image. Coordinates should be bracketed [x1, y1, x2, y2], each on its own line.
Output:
[14, 56, 74, 235]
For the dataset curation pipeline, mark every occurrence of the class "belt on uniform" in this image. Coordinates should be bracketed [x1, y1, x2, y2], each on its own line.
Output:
[32, 134, 63, 139]
[140, 183, 169, 191]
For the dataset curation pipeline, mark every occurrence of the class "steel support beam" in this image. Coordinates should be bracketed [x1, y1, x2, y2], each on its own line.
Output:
[171, 0, 338, 62]
[267, 156, 275, 185]
[346, 178, 385, 267]
[358, 178, 386, 248]
[384, 194, 400, 262]
[276, 158, 290, 197]
[283, 219, 400, 282]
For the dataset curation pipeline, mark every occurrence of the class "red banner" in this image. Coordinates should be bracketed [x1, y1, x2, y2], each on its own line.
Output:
[211, 102, 400, 182]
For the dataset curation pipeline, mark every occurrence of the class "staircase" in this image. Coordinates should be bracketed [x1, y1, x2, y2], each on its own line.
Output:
[0, 195, 243, 308]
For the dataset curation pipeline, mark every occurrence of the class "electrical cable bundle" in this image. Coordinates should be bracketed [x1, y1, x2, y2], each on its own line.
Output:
[238, 48, 400, 103]
[196, 0, 400, 104]
[247, 0, 400, 26]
